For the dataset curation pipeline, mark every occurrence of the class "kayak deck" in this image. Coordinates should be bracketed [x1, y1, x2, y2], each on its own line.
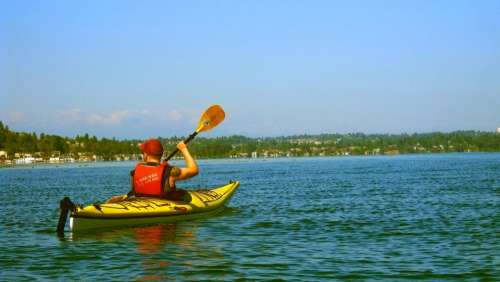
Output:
[69, 181, 239, 232]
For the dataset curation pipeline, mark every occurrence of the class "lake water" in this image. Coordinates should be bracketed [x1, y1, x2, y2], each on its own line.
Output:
[0, 154, 499, 281]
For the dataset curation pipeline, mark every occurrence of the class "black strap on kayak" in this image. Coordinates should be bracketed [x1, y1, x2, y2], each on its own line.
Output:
[57, 197, 76, 236]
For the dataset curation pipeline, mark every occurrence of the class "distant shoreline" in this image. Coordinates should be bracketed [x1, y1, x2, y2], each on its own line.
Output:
[1, 151, 498, 169]
[1, 123, 499, 164]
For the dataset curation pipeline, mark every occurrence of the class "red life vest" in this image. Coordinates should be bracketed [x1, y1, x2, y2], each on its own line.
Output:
[132, 162, 170, 197]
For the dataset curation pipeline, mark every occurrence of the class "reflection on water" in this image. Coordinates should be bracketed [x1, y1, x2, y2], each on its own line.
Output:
[134, 223, 191, 281]
[59, 208, 240, 280]
[69, 223, 200, 281]
[135, 224, 177, 255]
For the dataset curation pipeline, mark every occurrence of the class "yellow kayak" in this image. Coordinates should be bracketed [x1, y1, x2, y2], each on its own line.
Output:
[67, 181, 239, 232]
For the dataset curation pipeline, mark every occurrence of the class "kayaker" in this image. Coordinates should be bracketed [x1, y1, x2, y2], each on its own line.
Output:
[106, 138, 198, 203]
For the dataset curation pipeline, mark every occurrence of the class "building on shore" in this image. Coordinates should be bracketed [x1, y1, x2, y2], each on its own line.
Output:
[16, 156, 35, 164]
[49, 157, 60, 163]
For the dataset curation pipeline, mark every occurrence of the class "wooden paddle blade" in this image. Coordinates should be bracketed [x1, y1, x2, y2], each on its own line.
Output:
[196, 104, 225, 133]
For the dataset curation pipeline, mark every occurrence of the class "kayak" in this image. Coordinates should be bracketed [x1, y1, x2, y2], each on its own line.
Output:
[67, 181, 239, 232]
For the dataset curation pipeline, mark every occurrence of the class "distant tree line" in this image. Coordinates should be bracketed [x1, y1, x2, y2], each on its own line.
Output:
[0, 121, 499, 161]
[0, 121, 140, 160]
[178, 131, 499, 158]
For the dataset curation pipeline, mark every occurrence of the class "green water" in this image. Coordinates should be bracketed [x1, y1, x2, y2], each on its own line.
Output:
[0, 154, 499, 280]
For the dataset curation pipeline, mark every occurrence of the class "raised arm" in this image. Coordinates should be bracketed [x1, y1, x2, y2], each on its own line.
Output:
[173, 141, 198, 180]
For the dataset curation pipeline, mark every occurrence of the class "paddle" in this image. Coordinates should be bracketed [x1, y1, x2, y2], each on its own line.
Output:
[163, 104, 225, 161]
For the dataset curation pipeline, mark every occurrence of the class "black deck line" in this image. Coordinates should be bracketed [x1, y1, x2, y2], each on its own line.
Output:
[70, 206, 225, 220]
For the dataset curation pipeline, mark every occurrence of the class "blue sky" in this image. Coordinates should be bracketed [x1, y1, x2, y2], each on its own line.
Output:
[2, 1, 499, 138]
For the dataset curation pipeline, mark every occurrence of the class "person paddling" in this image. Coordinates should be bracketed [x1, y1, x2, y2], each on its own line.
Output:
[106, 138, 198, 203]
[57, 105, 226, 235]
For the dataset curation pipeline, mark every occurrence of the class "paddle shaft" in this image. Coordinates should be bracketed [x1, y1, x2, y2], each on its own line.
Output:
[164, 131, 199, 162]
